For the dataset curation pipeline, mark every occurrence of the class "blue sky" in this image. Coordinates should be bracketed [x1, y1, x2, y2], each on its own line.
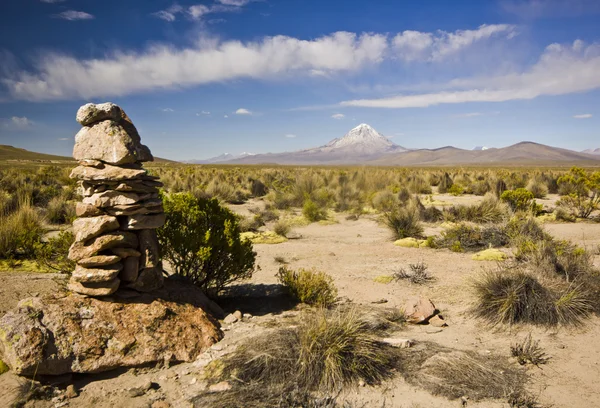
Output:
[0, 0, 599, 160]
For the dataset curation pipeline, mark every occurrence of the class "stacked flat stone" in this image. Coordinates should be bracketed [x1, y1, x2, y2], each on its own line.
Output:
[67, 103, 165, 297]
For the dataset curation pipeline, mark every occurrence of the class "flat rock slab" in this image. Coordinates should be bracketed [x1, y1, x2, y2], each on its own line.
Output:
[0, 280, 223, 376]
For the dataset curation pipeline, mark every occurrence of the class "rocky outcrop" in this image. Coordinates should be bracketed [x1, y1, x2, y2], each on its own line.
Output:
[68, 102, 165, 296]
[0, 280, 223, 376]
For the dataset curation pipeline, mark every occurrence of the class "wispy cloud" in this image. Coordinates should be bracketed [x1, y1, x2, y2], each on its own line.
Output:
[284, 134, 297, 138]
[2, 31, 388, 101]
[2, 116, 34, 129]
[341, 40, 600, 108]
[161, 108, 174, 112]
[453, 112, 483, 118]
[52, 10, 95, 21]
[235, 108, 252, 115]
[58, 137, 69, 141]
[331, 113, 345, 119]
[573, 113, 593, 119]
[41, 0, 66, 3]
[392, 24, 516, 62]
[196, 111, 211, 116]
[153, 2, 248, 22]
[501, 0, 600, 18]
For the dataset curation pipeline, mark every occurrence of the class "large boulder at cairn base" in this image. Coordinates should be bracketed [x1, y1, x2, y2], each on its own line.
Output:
[0, 280, 223, 376]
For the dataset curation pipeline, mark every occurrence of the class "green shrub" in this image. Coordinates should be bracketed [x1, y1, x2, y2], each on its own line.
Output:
[501, 188, 535, 212]
[526, 180, 548, 199]
[383, 206, 423, 240]
[557, 167, 600, 218]
[158, 192, 256, 295]
[46, 196, 75, 225]
[443, 194, 509, 224]
[303, 198, 327, 222]
[448, 184, 464, 196]
[277, 267, 338, 307]
[0, 206, 45, 259]
[35, 231, 75, 273]
[273, 219, 291, 237]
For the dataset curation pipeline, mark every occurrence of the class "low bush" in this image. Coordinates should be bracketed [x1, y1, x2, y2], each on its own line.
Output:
[501, 188, 536, 212]
[436, 223, 509, 252]
[46, 196, 75, 224]
[0, 206, 45, 259]
[444, 194, 509, 224]
[472, 268, 592, 326]
[198, 307, 397, 408]
[526, 179, 548, 199]
[277, 267, 338, 307]
[383, 206, 423, 240]
[393, 262, 434, 285]
[557, 167, 600, 219]
[273, 219, 291, 237]
[158, 192, 256, 295]
[303, 198, 327, 222]
[511, 334, 550, 366]
[35, 231, 75, 274]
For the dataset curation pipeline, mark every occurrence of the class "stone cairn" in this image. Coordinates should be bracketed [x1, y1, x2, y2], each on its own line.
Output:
[67, 103, 165, 296]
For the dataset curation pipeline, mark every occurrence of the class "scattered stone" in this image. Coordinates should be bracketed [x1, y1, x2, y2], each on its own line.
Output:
[189, 377, 198, 385]
[243, 313, 253, 319]
[371, 298, 388, 304]
[208, 381, 231, 393]
[382, 338, 414, 348]
[428, 314, 448, 327]
[404, 296, 438, 324]
[232, 310, 243, 320]
[223, 314, 238, 324]
[64, 384, 78, 399]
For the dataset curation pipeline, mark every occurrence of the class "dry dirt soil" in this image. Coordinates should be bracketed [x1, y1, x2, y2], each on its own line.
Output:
[1, 195, 600, 408]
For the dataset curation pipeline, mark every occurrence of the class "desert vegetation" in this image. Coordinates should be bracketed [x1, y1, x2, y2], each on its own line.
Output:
[1, 162, 599, 407]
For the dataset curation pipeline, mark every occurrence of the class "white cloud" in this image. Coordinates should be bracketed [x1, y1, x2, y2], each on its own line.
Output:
[224, 115, 229, 118]
[189, 5, 211, 19]
[53, 10, 95, 21]
[573, 113, 593, 119]
[196, 111, 211, 116]
[58, 137, 69, 141]
[331, 113, 345, 119]
[392, 24, 516, 62]
[2, 116, 34, 129]
[218, 0, 251, 5]
[453, 112, 483, 118]
[161, 108, 174, 112]
[3, 31, 388, 101]
[342, 40, 600, 108]
[235, 108, 252, 115]
[284, 134, 296, 138]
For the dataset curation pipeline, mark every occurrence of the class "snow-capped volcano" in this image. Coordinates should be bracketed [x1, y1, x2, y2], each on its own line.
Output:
[324, 123, 397, 152]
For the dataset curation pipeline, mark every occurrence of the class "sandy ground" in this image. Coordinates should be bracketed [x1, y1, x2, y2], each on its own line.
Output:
[1, 196, 600, 407]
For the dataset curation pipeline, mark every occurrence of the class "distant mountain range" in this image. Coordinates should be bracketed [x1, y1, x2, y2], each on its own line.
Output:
[0, 145, 72, 161]
[582, 148, 600, 155]
[195, 124, 600, 166]
[186, 152, 255, 164]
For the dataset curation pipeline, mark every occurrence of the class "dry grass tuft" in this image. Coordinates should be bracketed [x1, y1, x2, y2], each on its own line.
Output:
[393, 262, 434, 285]
[277, 267, 338, 307]
[511, 334, 550, 367]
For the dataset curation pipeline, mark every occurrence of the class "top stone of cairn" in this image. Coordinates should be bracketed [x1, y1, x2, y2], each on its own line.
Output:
[74, 103, 153, 165]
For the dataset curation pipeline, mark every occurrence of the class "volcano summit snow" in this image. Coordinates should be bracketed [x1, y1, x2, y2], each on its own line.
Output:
[223, 124, 406, 165]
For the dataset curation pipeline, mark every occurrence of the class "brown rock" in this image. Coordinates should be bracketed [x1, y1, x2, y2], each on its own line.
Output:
[71, 264, 123, 283]
[73, 215, 119, 242]
[75, 202, 104, 217]
[208, 381, 232, 392]
[70, 164, 147, 182]
[403, 296, 437, 324]
[120, 213, 166, 230]
[68, 232, 138, 261]
[138, 229, 161, 268]
[0, 279, 222, 375]
[114, 180, 161, 193]
[120, 257, 139, 283]
[64, 384, 78, 399]
[78, 159, 104, 168]
[78, 255, 121, 268]
[83, 191, 144, 208]
[68, 278, 120, 297]
[126, 267, 164, 292]
[104, 201, 163, 216]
